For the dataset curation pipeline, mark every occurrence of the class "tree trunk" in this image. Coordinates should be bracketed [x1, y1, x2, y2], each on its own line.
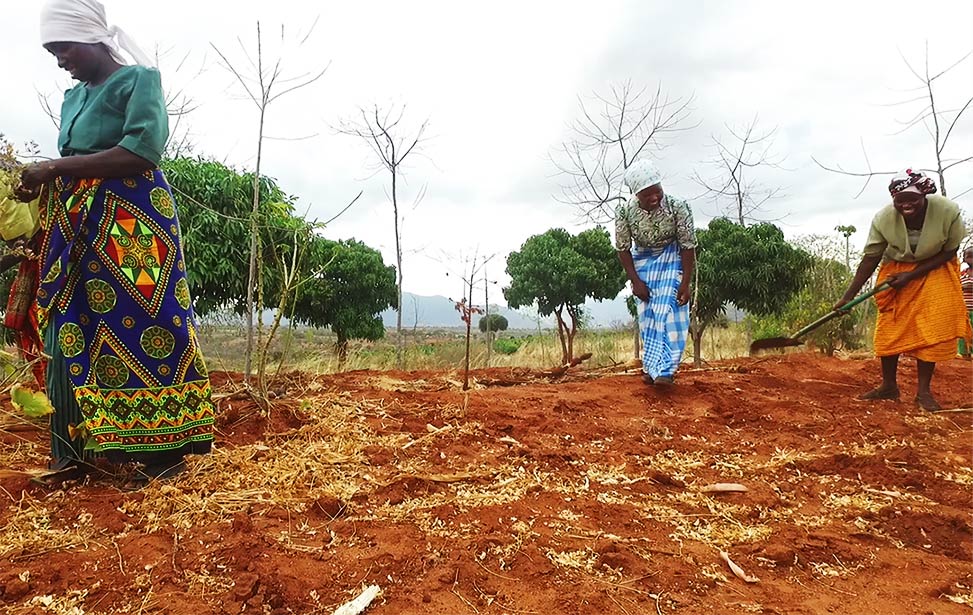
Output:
[244, 101, 267, 383]
[463, 307, 473, 391]
[554, 307, 570, 365]
[392, 168, 404, 370]
[336, 335, 349, 372]
[565, 305, 578, 365]
[691, 325, 706, 368]
[633, 320, 640, 360]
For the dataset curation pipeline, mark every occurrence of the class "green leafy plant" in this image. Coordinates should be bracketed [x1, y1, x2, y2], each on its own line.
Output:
[691, 218, 809, 365]
[504, 227, 626, 364]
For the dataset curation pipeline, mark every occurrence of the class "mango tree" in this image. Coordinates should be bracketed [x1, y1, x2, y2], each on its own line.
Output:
[504, 227, 626, 365]
[292, 238, 397, 369]
[691, 218, 808, 366]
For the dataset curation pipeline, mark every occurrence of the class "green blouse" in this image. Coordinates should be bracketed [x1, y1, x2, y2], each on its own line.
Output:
[58, 65, 169, 166]
[863, 195, 966, 262]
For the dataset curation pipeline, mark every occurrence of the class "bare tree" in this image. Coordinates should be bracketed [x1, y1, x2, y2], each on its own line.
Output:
[337, 104, 430, 369]
[211, 20, 328, 384]
[692, 116, 785, 225]
[552, 81, 696, 223]
[814, 45, 973, 199]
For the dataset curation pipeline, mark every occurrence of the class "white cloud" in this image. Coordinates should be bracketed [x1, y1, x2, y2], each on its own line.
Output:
[3, 0, 971, 301]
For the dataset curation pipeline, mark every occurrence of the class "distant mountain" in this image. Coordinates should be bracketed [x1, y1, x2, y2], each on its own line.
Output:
[381, 293, 639, 329]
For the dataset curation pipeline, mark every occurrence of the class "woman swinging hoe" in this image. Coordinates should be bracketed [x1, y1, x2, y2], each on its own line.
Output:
[836, 169, 970, 411]
[615, 160, 696, 386]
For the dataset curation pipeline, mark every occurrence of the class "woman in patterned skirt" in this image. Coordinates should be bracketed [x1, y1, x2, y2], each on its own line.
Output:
[17, 0, 214, 481]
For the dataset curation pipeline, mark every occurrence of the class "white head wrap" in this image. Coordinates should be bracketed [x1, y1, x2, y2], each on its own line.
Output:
[623, 159, 663, 195]
[40, 0, 155, 68]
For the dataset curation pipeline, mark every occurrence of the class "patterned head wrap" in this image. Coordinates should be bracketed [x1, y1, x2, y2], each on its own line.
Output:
[624, 159, 663, 195]
[888, 168, 937, 197]
[40, 0, 155, 67]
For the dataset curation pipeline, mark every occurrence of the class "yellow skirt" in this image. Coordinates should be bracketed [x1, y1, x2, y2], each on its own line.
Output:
[874, 258, 973, 362]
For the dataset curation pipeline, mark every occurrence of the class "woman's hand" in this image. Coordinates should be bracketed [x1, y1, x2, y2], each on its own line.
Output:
[13, 183, 40, 203]
[885, 272, 915, 289]
[632, 279, 650, 302]
[676, 281, 691, 305]
[20, 161, 58, 191]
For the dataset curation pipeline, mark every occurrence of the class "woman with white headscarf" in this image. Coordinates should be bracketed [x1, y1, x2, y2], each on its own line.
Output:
[615, 160, 697, 386]
[16, 0, 214, 483]
[835, 169, 969, 411]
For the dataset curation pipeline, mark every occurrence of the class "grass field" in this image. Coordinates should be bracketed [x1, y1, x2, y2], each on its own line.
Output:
[199, 322, 754, 375]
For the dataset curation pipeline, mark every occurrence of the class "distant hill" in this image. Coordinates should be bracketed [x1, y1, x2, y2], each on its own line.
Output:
[381, 293, 639, 329]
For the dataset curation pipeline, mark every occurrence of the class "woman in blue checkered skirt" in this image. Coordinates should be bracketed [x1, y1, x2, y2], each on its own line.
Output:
[614, 160, 697, 386]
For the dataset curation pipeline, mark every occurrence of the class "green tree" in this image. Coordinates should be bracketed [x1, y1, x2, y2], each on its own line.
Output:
[292, 238, 397, 368]
[691, 218, 808, 366]
[750, 233, 869, 356]
[478, 314, 508, 334]
[504, 227, 626, 364]
[160, 156, 295, 316]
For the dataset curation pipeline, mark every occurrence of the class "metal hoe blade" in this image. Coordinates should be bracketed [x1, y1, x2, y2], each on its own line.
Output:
[749, 336, 803, 354]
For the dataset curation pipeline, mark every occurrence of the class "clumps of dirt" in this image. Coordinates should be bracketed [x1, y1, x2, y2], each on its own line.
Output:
[1, 353, 971, 615]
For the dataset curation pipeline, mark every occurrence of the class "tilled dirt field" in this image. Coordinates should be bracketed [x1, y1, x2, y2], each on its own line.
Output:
[1, 353, 971, 615]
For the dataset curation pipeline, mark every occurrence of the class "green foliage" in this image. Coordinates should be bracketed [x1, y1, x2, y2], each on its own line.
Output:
[493, 337, 523, 355]
[504, 227, 626, 362]
[10, 384, 53, 418]
[160, 156, 296, 316]
[478, 313, 509, 333]
[504, 227, 626, 316]
[694, 218, 810, 332]
[292, 238, 398, 348]
[749, 234, 870, 355]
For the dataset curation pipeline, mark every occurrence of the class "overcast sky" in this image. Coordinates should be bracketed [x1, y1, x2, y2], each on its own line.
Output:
[3, 0, 971, 301]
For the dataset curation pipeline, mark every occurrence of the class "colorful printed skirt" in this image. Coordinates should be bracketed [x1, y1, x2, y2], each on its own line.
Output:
[37, 171, 214, 458]
[633, 242, 689, 378]
[874, 258, 972, 362]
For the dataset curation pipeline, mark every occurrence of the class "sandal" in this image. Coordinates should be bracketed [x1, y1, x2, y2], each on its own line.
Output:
[914, 394, 943, 412]
[29, 458, 84, 487]
[654, 376, 674, 386]
[642, 373, 654, 385]
[857, 386, 900, 401]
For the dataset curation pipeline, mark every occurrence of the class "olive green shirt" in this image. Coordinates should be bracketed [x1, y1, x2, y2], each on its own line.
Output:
[863, 195, 966, 262]
[58, 65, 169, 166]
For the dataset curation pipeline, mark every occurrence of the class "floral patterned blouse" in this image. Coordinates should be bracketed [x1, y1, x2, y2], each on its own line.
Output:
[614, 194, 697, 251]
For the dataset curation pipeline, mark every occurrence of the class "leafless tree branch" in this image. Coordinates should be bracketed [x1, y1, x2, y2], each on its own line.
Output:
[551, 80, 697, 223]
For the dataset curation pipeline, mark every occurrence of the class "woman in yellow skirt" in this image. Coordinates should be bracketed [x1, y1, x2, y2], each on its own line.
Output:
[836, 169, 971, 411]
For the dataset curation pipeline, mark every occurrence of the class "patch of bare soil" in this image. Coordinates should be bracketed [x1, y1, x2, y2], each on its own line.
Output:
[1, 354, 971, 614]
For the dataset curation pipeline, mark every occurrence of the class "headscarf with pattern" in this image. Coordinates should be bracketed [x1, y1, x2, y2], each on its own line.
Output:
[888, 168, 937, 197]
[624, 159, 663, 195]
[40, 0, 155, 68]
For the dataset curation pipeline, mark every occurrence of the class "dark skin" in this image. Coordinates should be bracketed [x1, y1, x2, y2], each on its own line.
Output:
[15, 42, 155, 201]
[835, 191, 957, 409]
[617, 184, 696, 305]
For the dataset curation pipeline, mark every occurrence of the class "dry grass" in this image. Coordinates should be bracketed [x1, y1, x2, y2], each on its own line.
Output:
[0, 491, 103, 562]
[198, 323, 753, 375]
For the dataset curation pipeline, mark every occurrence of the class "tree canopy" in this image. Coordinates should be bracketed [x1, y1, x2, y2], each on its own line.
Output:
[478, 313, 508, 334]
[292, 238, 397, 362]
[691, 218, 809, 364]
[161, 156, 297, 316]
[504, 227, 626, 363]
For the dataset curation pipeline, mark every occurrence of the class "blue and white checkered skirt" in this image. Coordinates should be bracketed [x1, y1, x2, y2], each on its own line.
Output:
[632, 242, 689, 378]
